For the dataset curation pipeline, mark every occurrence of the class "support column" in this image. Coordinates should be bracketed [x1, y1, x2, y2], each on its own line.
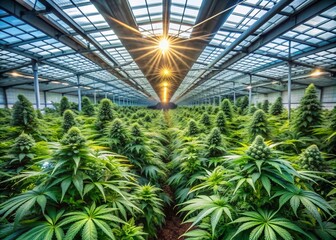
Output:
[94, 91, 97, 105]
[288, 41, 292, 120]
[77, 75, 82, 111]
[248, 74, 252, 107]
[3, 87, 8, 108]
[32, 60, 40, 109]
[233, 82, 236, 105]
[43, 91, 47, 108]
[105, 92, 107, 99]
[112, 94, 115, 103]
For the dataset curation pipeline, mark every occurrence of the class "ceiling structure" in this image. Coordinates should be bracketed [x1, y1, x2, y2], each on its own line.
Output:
[0, 0, 335, 105]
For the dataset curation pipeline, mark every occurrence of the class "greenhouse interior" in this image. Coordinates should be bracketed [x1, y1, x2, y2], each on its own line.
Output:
[0, 0, 336, 239]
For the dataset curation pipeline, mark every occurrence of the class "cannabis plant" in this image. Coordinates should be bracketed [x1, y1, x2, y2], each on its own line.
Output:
[294, 84, 322, 135]
[200, 113, 211, 126]
[221, 99, 233, 120]
[270, 96, 283, 115]
[82, 96, 95, 116]
[96, 98, 114, 129]
[8, 133, 35, 169]
[207, 127, 225, 157]
[114, 218, 147, 240]
[134, 184, 165, 238]
[249, 109, 269, 141]
[109, 118, 129, 154]
[298, 144, 326, 171]
[62, 109, 76, 132]
[11, 94, 37, 129]
[262, 99, 269, 113]
[187, 119, 199, 136]
[60, 96, 70, 116]
[216, 111, 227, 134]
[248, 104, 257, 115]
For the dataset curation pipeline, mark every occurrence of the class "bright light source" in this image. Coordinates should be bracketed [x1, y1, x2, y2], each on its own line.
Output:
[161, 68, 171, 77]
[246, 85, 252, 89]
[163, 86, 168, 102]
[62, 82, 69, 86]
[311, 69, 322, 76]
[163, 82, 168, 87]
[272, 81, 278, 84]
[10, 72, 20, 77]
[159, 38, 169, 54]
[51, 81, 61, 84]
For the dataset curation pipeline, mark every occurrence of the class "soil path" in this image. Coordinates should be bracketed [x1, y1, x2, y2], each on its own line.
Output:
[156, 185, 191, 240]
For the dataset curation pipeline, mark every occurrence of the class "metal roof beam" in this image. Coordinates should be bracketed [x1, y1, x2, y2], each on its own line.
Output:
[0, 0, 151, 97]
[176, 0, 335, 101]
[163, 0, 171, 37]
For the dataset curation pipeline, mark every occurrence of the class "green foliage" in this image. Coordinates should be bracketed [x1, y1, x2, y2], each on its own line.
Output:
[187, 119, 199, 136]
[109, 118, 129, 153]
[62, 109, 76, 133]
[200, 113, 211, 126]
[237, 96, 248, 113]
[61, 126, 86, 146]
[216, 111, 227, 134]
[207, 128, 225, 157]
[97, 99, 114, 129]
[249, 109, 269, 141]
[270, 97, 283, 115]
[180, 195, 232, 235]
[60, 96, 70, 116]
[331, 110, 336, 130]
[249, 104, 257, 115]
[298, 144, 325, 171]
[11, 94, 37, 129]
[246, 135, 271, 160]
[114, 218, 146, 240]
[221, 99, 233, 120]
[36, 109, 43, 119]
[60, 203, 123, 240]
[294, 84, 322, 135]
[262, 99, 269, 113]
[230, 209, 309, 240]
[135, 184, 165, 237]
[81, 97, 95, 116]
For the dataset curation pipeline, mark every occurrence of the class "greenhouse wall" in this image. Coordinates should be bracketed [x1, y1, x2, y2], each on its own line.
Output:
[0, 87, 94, 108]
[252, 85, 336, 109]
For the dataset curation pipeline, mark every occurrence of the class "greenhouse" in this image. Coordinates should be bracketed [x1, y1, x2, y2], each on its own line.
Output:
[0, 0, 335, 239]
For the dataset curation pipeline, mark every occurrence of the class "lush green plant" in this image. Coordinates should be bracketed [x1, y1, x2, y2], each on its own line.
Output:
[187, 119, 199, 136]
[262, 99, 269, 113]
[11, 94, 37, 129]
[36, 109, 43, 119]
[81, 96, 95, 116]
[60, 96, 70, 116]
[96, 98, 114, 129]
[270, 97, 283, 115]
[230, 209, 309, 240]
[237, 96, 248, 113]
[200, 113, 211, 126]
[298, 144, 326, 171]
[216, 111, 227, 134]
[294, 84, 322, 135]
[134, 184, 165, 237]
[249, 104, 257, 115]
[221, 99, 233, 121]
[114, 218, 147, 240]
[62, 109, 76, 132]
[109, 118, 129, 154]
[207, 128, 225, 157]
[8, 133, 35, 171]
[249, 109, 269, 141]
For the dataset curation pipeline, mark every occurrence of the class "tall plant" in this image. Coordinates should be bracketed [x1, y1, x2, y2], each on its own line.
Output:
[262, 99, 269, 113]
[200, 113, 211, 126]
[270, 96, 283, 115]
[81, 96, 95, 116]
[109, 118, 129, 154]
[294, 83, 322, 135]
[207, 127, 225, 157]
[11, 94, 37, 130]
[96, 98, 114, 129]
[62, 109, 76, 132]
[187, 119, 199, 136]
[249, 109, 269, 141]
[299, 144, 326, 171]
[221, 99, 233, 120]
[216, 111, 227, 134]
[60, 96, 70, 116]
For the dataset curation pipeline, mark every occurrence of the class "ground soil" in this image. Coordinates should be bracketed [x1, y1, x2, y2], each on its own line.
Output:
[155, 185, 192, 240]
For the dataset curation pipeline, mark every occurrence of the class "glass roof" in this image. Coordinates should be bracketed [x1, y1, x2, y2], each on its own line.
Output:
[0, 0, 335, 104]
